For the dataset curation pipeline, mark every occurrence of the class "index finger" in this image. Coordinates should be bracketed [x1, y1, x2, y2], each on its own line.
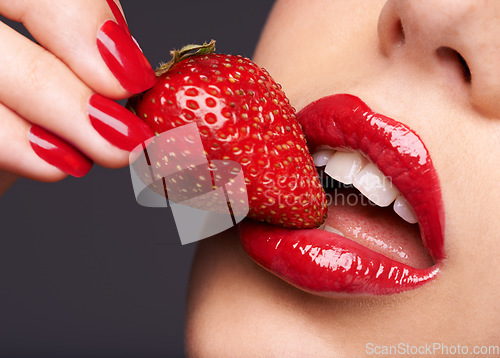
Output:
[0, 0, 157, 98]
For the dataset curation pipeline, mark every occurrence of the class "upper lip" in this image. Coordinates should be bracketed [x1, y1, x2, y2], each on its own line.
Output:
[300, 93, 445, 262]
[239, 93, 445, 296]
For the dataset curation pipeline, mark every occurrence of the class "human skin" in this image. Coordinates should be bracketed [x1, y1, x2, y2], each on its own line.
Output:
[185, 0, 500, 357]
[0, 0, 155, 193]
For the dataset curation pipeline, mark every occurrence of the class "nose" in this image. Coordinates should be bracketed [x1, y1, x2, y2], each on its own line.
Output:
[377, 0, 500, 116]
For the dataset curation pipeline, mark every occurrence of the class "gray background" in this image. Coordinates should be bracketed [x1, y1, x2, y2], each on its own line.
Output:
[0, 1, 274, 357]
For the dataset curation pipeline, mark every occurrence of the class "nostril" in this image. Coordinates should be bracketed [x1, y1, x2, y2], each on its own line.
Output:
[385, 18, 406, 48]
[457, 52, 471, 83]
[395, 19, 406, 46]
[436, 46, 472, 83]
[378, 1, 406, 55]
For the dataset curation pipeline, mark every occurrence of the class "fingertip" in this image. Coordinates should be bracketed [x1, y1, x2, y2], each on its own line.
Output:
[106, 0, 129, 33]
[28, 125, 94, 178]
[96, 19, 157, 95]
[97, 0, 157, 96]
[2, 0, 157, 99]
[35, 169, 69, 183]
[88, 94, 155, 152]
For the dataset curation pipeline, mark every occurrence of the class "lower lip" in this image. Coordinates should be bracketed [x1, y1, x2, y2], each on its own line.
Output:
[239, 94, 445, 295]
[239, 220, 439, 296]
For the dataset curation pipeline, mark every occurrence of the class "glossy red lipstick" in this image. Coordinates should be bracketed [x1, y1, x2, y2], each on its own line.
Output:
[239, 94, 445, 295]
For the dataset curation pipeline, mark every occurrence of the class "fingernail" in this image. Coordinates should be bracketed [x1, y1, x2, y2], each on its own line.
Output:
[106, 0, 130, 35]
[97, 20, 157, 94]
[88, 94, 154, 151]
[29, 126, 93, 178]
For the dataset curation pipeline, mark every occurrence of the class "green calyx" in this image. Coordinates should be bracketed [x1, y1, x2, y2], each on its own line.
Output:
[127, 40, 216, 115]
[155, 40, 216, 77]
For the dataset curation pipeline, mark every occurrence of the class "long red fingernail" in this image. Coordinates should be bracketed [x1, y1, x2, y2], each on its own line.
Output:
[88, 94, 154, 151]
[97, 20, 157, 94]
[106, 0, 130, 35]
[28, 126, 93, 178]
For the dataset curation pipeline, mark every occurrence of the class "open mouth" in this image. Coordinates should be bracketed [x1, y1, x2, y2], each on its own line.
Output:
[239, 94, 445, 296]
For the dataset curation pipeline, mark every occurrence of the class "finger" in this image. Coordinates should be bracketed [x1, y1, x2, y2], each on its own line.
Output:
[0, 102, 92, 181]
[0, 22, 154, 168]
[0, 0, 156, 98]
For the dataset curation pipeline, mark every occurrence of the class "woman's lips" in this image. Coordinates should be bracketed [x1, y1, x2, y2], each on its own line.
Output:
[239, 221, 440, 295]
[239, 94, 445, 295]
[300, 93, 445, 262]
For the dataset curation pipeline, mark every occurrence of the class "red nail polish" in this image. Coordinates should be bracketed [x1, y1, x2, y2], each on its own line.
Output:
[29, 126, 93, 178]
[106, 0, 130, 35]
[97, 20, 157, 94]
[88, 94, 154, 151]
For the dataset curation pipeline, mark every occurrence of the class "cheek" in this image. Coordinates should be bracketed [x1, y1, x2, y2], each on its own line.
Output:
[253, 0, 387, 110]
[439, 117, 500, 268]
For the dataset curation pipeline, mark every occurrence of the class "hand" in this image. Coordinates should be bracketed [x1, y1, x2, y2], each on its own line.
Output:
[0, 0, 156, 192]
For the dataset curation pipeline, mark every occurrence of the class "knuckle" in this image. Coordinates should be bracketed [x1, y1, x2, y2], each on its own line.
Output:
[24, 51, 54, 94]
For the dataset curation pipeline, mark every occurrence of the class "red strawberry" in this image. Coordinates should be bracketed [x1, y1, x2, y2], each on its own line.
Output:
[129, 41, 327, 228]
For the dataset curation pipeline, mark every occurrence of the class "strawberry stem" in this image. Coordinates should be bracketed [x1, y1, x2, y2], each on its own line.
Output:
[126, 40, 216, 115]
[155, 40, 216, 77]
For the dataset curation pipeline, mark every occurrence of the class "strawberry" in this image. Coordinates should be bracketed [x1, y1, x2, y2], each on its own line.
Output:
[129, 41, 327, 228]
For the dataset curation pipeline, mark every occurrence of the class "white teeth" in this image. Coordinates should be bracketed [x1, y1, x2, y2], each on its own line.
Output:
[312, 148, 419, 224]
[312, 148, 336, 167]
[352, 162, 399, 207]
[325, 151, 368, 185]
[393, 195, 418, 224]
[322, 225, 345, 237]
